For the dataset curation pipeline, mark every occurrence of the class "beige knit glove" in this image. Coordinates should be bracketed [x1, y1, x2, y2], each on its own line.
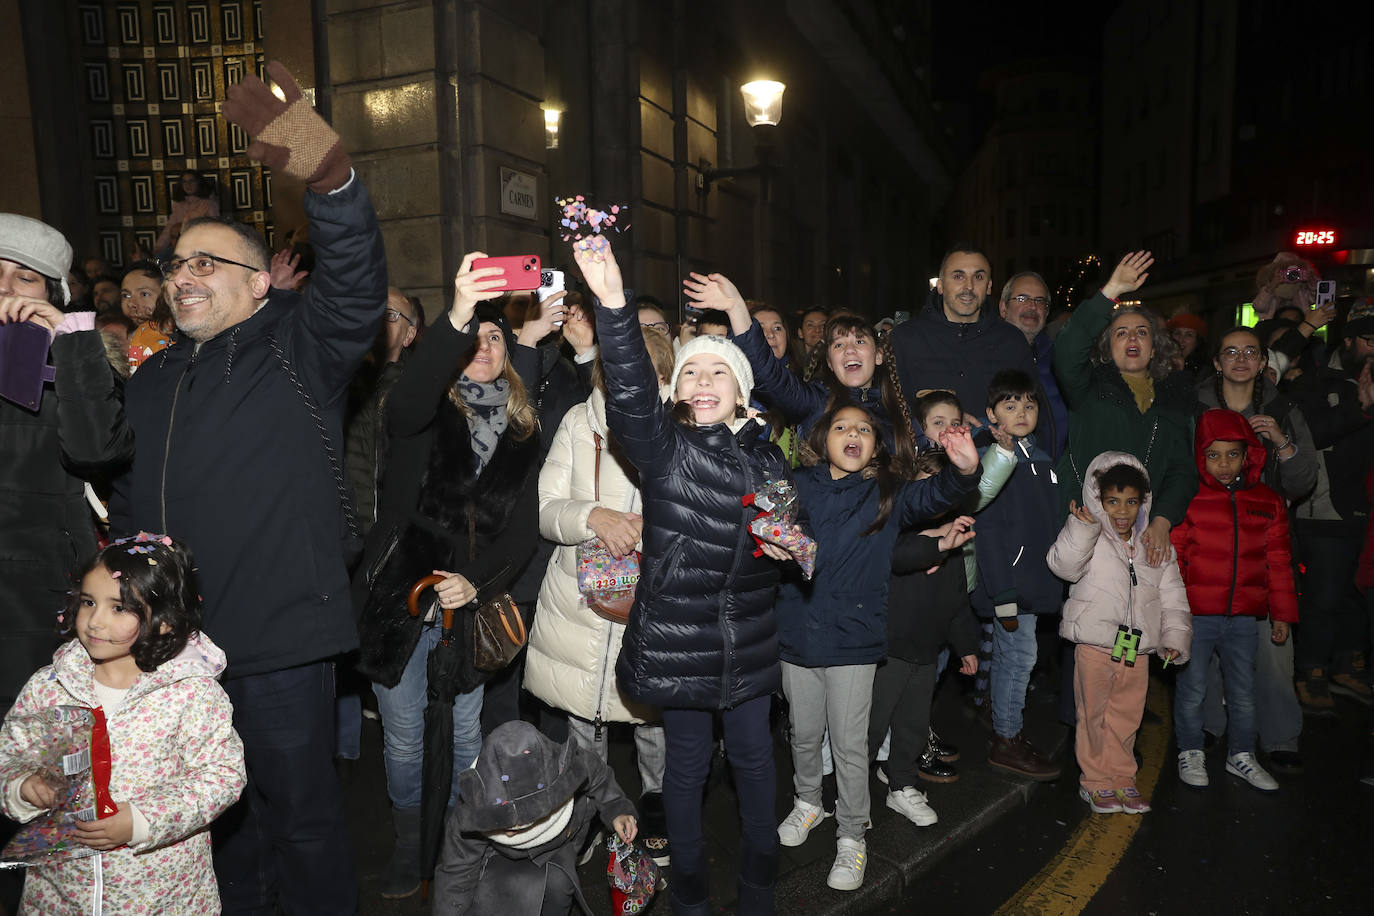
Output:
[222, 61, 351, 194]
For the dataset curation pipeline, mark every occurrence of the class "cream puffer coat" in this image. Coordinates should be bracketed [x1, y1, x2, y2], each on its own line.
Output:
[1047, 450, 1193, 662]
[524, 389, 658, 725]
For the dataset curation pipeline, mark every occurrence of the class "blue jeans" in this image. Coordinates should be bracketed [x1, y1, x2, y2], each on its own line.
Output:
[1175, 615, 1258, 755]
[372, 625, 484, 809]
[214, 662, 357, 915]
[991, 614, 1038, 739]
[1202, 617, 1302, 752]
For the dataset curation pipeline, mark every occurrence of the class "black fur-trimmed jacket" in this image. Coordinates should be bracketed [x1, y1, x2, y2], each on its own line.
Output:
[354, 314, 540, 688]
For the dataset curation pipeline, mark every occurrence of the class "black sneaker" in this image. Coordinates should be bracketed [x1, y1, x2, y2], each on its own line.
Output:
[638, 791, 670, 866]
[917, 745, 959, 784]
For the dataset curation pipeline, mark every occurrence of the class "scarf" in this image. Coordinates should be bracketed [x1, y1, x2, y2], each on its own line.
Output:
[1121, 373, 1155, 413]
[486, 797, 575, 850]
[456, 375, 510, 473]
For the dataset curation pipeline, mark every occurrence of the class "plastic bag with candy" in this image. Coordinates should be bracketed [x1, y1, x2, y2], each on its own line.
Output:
[0, 705, 115, 869]
[606, 834, 661, 914]
[743, 480, 817, 579]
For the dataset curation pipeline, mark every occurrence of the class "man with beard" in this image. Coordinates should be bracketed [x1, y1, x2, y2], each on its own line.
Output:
[890, 245, 1035, 428]
[1289, 298, 1374, 714]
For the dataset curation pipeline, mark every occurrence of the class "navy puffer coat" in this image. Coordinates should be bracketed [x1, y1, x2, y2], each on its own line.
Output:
[595, 299, 788, 710]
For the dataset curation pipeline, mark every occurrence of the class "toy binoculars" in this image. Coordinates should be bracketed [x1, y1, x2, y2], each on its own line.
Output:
[1111, 625, 1143, 666]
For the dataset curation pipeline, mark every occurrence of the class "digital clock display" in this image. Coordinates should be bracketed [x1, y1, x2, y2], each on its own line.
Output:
[1295, 229, 1336, 246]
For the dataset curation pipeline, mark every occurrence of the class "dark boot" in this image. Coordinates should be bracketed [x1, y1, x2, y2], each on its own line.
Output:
[380, 806, 421, 899]
[670, 869, 709, 916]
[917, 745, 959, 783]
[736, 842, 777, 916]
[737, 877, 776, 916]
[988, 732, 1061, 782]
[928, 726, 959, 762]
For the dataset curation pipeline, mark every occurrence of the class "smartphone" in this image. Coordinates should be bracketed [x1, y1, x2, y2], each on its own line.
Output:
[538, 269, 565, 302]
[472, 254, 541, 291]
[1315, 279, 1336, 308]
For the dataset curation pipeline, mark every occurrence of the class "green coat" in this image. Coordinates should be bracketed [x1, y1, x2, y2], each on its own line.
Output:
[1052, 292, 1198, 525]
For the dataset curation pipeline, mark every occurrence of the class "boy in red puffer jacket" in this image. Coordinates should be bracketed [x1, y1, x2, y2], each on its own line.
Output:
[1171, 408, 1299, 793]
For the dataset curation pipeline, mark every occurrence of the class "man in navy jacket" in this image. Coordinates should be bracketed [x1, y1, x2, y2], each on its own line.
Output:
[998, 271, 1069, 460]
[889, 246, 1036, 428]
[109, 64, 384, 914]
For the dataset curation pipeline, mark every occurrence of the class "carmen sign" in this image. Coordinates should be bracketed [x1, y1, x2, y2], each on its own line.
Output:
[500, 167, 538, 220]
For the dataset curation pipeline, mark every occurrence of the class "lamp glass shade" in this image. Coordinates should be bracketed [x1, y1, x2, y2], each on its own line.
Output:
[739, 80, 785, 127]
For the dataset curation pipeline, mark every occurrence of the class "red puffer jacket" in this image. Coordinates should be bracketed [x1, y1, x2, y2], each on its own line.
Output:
[1170, 409, 1298, 622]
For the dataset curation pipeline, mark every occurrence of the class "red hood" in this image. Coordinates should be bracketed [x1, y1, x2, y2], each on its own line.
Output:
[1194, 408, 1265, 491]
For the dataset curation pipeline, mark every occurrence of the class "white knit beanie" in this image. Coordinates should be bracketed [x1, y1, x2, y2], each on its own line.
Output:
[0, 213, 73, 305]
[669, 334, 754, 406]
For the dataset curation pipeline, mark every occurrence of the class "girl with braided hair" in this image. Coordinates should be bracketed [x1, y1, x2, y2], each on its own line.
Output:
[685, 272, 920, 476]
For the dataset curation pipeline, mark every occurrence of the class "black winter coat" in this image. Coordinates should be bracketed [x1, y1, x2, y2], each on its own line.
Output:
[0, 330, 135, 710]
[353, 314, 541, 688]
[889, 294, 1036, 427]
[595, 299, 788, 710]
[887, 532, 980, 665]
[110, 179, 387, 678]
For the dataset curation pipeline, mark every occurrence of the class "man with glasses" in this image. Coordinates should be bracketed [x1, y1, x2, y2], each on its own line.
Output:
[999, 271, 1068, 459]
[1289, 298, 1374, 717]
[109, 63, 383, 914]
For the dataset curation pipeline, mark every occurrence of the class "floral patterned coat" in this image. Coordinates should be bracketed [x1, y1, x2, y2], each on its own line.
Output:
[0, 632, 245, 915]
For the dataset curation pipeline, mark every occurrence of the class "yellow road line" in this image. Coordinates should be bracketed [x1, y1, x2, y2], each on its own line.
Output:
[993, 675, 1171, 916]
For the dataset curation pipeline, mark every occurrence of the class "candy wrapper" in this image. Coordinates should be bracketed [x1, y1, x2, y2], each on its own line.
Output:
[606, 834, 661, 914]
[743, 480, 817, 579]
[0, 706, 115, 869]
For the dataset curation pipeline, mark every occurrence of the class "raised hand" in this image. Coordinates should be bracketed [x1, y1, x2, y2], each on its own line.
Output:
[1068, 499, 1098, 525]
[571, 236, 625, 308]
[938, 425, 980, 475]
[562, 302, 595, 354]
[1102, 251, 1154, 300]
[449, 252, 506, 331]
[269, 248, 309, 291]
[988, 420, 1014, 451]
[683, 272, 748, 333]
[223, 61, 350, 194]
[517, 291, 568, 346]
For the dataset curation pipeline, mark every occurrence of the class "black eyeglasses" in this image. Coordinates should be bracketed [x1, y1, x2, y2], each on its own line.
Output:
[384, 307, 416, 326]
[161, 253, 264, 278]
[1006, 294, 1049, 307]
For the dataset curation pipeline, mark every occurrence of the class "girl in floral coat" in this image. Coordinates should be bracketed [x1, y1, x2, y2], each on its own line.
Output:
[0, 535, 245, 914]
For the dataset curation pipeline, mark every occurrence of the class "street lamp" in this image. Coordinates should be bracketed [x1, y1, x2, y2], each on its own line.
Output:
[700, 79, 786, 196]
[542, 106, 562, 150]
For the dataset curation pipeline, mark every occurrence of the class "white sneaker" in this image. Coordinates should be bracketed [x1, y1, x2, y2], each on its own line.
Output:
[826, 837, 867, 891]
[1225, 752, 1279, 792]
[886, 786, 939, 826]
[1177, 749, 1209, 788]
[777, 799, 827, 847]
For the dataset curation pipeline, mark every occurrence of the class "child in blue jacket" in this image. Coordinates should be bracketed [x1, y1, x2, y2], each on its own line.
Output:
[774, 404, 980, 892]
[973, 370, 1064, 781]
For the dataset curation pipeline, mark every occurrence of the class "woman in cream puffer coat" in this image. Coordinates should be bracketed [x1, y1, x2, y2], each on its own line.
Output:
[525, 331, 673, 802]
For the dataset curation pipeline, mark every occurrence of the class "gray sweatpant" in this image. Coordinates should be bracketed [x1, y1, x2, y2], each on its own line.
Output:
[566, 714, 667, 795]
[781, 661, 875, 839]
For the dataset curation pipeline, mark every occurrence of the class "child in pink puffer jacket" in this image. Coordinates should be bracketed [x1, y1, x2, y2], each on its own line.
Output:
[0, 535, 245, 914]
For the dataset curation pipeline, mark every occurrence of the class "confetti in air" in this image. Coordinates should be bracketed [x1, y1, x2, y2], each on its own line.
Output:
[556, 195, 629, 243]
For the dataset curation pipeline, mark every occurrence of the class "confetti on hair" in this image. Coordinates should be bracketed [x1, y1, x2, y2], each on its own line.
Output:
[109, 570, 121, 579]
[556, 195, 629, 242]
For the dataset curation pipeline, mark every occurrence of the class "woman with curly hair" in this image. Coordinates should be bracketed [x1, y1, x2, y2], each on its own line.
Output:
[1053, 251, 1198, 568]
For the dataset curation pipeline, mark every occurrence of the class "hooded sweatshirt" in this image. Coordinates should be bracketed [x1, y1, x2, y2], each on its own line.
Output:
[1047, 451, 1192, 660]
[1169, 409, 1299, 622]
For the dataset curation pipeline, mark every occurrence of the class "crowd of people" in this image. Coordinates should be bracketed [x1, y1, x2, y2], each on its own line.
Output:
[0, 60, 1372, 916]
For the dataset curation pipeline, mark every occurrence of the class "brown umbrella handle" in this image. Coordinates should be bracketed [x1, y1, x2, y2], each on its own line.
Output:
[407, 574, 448, 618]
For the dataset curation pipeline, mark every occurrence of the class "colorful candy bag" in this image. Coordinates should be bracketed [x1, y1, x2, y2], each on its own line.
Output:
[743, 480, 818, 578]
[576, 540, 641, 623]
[606, 834, 660, 914]
[0, 706, 115, 869]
